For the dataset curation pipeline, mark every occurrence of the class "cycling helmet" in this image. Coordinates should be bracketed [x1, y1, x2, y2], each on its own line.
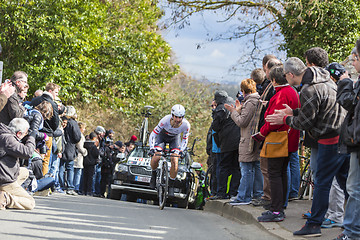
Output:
[191, 162, 203, 171]
[171, 104, 185, 117]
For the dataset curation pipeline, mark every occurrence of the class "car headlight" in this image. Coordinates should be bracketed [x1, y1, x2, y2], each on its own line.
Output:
[116, 163, 128, 172]
[176, 172, 187, 180]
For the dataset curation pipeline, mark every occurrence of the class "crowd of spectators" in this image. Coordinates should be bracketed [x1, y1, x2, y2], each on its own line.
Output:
[0, 37, 359, 240]
[0, 74, 138, 211]
[206, 38, 360, 239]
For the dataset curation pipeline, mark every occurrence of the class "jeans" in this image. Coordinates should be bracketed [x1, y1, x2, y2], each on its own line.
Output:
[235, 161, 263, 202]
[48, 153, 60, 189]
[284, 151, 300, 207]
[92, 163, 102, 194]
[325, 177, 345, 223]
[307, 143, 349, 225]
[36, 177, 55, 192]
[287, 151, 300, 197]
[342, 152, 360, 239]
[216, 150, 240, 197]
[59, 159, 75, 190]
[73, 168, 83, 191]
[310, 147, 318, 180]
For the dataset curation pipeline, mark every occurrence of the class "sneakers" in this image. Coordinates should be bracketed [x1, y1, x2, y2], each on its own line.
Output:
[302, 210, 311, 219]
[334, 233, 352, 240]
[34, 189, 51, 197]
[149, 170, 156, 189]
[228, 199, 251, 206]
[293, 224, 321, 237]
[258, 211, 285, 222]
[321, 218, 343, 228]
[208, 195, 229, 200]
[230, 196, 237, 201]
[66, 189, 78, 196]
[261, 210, 286, 218]
[252, 198, 270, 207]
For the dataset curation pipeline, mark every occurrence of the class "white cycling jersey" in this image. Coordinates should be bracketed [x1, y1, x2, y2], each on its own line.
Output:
[149, 114, 190, 151]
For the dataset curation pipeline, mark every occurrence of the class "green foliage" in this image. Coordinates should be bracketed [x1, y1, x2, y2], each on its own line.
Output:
[0, 0, 177, 107]
[280, 0, 360, 62]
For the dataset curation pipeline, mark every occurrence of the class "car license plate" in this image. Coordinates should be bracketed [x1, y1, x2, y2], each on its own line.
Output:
[135, 176, 151, 183]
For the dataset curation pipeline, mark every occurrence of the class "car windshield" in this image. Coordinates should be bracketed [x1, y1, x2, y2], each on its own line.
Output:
[128, 146, 187, 166]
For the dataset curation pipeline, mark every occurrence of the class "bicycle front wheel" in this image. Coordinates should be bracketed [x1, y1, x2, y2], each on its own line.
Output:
[158, 160, 169, 210]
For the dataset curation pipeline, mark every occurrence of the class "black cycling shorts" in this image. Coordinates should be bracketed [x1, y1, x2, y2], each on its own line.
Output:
[154, 129, 181, 153]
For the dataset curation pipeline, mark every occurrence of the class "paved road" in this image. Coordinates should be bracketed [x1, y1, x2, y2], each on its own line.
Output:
[0, 194, 280, 240]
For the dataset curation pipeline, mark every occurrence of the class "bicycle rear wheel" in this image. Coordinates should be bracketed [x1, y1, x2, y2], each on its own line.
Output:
[140, 118, 148, 146]
[298, 158, 312, 199]
[158, 160, 168, 210]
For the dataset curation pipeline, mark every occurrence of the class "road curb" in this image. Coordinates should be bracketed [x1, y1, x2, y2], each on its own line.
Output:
[204, 200, 307, 240]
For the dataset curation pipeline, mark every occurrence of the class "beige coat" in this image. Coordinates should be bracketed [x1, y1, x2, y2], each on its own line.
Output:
[74, 133, 88, 169]
[230, 92, 260, 163]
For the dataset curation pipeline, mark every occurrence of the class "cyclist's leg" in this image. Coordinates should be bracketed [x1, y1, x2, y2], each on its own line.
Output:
[169, 135, 181, 179]
[169, 153, 179, 179]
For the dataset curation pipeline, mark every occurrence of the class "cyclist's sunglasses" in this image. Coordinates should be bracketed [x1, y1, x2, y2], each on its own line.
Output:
[172, 114, 183, 119]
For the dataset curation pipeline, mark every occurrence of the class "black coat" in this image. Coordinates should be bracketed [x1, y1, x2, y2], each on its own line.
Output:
[62, 118, 81, 161]
[83, 141, 99, 166]
[211, 91, 240, 152]
[30, 93, 59, 136]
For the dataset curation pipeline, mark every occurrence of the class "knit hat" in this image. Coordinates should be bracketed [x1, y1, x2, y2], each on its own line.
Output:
[94, 126, 106, 134]
[325, 62, 346, 81]
[114, 141, 123, 148]
[130, 135, 138, 142]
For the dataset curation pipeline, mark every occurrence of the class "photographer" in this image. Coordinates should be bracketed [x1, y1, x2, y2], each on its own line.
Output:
[100, 138, 117, 198]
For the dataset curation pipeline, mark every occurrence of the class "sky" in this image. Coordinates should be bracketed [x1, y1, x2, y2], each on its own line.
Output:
[159, 4, 286, 84]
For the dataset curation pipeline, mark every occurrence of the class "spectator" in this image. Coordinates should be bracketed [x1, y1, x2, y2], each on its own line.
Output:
[0, 118, 36, 210]
[0, 81, 16, 112]
[0, 71, 28, 125]
[255, 66, 300, 222]
[225, 79, 263, 205]
[83, 132, 100, 196]
[73, 122, 88, 193]
[265, 56, 347, 237]
[209, 90, 240, 200]
[251, 68, 266, 94]
[93, 125, 106, 197]
[31, 82, 61, 175]
[124, 141, 136, 157]
[251, 56, 282, 209]
[333, 39, 360, 240]
[59, 106, 81, 195]
[34, 89, 43, 98]
[100, 136, 116, 197]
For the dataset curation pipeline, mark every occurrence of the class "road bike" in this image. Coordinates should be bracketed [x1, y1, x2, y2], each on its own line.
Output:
[298, 154, 314, 200]
[156, 150, 171, 210]
[139, 105, 154, 147]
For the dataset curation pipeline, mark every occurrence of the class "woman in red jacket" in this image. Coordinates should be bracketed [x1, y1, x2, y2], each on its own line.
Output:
[256, 66, 300, 222]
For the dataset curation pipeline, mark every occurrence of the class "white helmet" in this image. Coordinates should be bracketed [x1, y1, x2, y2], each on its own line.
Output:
[171, 104, 185, 117]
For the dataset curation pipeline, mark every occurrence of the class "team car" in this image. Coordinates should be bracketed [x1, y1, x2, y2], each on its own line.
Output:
[110, 144, 198, 208]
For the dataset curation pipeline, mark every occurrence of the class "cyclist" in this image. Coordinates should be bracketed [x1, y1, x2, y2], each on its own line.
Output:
[148, 104, 191, 196]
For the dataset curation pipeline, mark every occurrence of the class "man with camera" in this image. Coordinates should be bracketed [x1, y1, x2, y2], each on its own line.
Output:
[100, 137, 118, 198]
[0, 118, 36, 210]
[0, 71, 28, 125]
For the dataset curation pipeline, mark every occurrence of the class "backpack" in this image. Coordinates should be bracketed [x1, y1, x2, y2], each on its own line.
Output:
[342, 85, 360, 147]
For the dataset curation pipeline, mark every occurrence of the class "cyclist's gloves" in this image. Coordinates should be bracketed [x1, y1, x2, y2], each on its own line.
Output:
[179, 151, 186, 159]
[148, 149, 155, 157]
